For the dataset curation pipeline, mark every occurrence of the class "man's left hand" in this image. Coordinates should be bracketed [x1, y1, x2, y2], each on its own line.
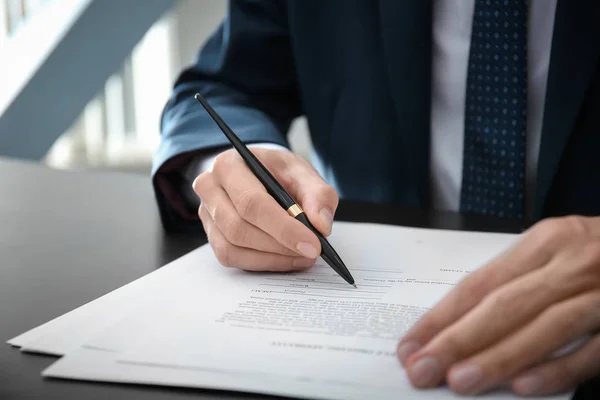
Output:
[396, 216, 600, 396]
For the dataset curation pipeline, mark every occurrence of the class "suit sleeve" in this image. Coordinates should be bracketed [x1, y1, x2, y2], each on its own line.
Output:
[150, 0, 302, 232]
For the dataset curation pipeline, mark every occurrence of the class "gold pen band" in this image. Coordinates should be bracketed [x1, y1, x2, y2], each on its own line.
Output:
[286, 204, 303, 217]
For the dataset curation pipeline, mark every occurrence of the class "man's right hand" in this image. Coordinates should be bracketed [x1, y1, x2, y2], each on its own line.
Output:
[192, 148, 339, 271]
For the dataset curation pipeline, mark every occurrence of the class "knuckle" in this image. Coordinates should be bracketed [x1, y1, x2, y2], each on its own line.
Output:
[485, 287, 515, 313]
[198, 206, 210, 234]
[528, 218, 578, 255]
[532, 217, 587, 243]
[543, 302, 583, 339]
[577, 240, 600, 269]
[319, 184, 339, 205]
[192, 171, 211, 194]
[278, 219, 303, 244]
[212, 149, 239, 174]
[212, 239, 234, 267]
[222, 214, 249, 246]
[488, 354, 516, 382]
[553, 314, 579, 339]
[214, 149, 233, 166]
[562, 215, 590, 237]
[236, 190, 263, 221]
[537, 268, 561, 296]
[212, 154, 226, 172]
[278, 170, 296, 192]
[262, 148, 288, 168]
[439, 331, 470, 359]
[463, 272, 492, 301]
[199, 202, 211, 223]
[531, 218, 564, 242]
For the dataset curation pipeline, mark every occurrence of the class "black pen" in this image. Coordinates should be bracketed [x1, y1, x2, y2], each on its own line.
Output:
[194, 93, 356, 288]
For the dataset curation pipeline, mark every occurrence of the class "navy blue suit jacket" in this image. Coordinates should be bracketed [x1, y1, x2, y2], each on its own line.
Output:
[152, 0, 600, 232]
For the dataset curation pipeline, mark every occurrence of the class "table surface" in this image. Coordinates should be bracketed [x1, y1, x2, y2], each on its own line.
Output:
[0, 156, 597, 400]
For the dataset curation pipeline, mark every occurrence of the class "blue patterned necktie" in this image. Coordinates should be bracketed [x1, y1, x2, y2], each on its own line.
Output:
[460, 0, 528, 219]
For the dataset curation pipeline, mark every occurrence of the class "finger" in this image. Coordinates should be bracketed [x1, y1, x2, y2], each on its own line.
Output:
[511, 334, 600, 397]
[198, 203, 212, 237]
[213, 152, 322, 259]
[278, 157, 339, 236]
[193, 172, 298, 256]
[201, 205, 316, 271]
[442, 291, 600, 395]
[398, 217, 576, 364]
[404, 255, 592, 387]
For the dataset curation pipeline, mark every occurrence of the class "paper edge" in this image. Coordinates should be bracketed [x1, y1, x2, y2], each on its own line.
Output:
[6, 244, 207, 347]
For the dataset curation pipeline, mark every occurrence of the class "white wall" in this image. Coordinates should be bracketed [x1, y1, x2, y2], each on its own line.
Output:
[171, 0, 226, 73]
[44, 0, 312, 171]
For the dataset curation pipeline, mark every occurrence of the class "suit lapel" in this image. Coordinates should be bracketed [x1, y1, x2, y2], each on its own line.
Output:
[534, 0, 600, 219]
[378, 0, 433, 207]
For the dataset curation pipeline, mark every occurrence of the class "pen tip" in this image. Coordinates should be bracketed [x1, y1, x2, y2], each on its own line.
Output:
[352, 284, 357, 289]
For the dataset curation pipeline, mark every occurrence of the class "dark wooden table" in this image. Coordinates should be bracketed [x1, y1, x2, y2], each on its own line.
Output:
[0, 157, 597, 399]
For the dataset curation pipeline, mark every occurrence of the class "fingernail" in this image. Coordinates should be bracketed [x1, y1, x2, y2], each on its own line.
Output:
[513, 374, 543, 396]
[293, 258, 315, 268]
[397, 341, 421, 365]
[409, 356, 441, 387]
[449, 363, 483, 393]
[319, 207, 334, 234]
[296, 242, 319, 258]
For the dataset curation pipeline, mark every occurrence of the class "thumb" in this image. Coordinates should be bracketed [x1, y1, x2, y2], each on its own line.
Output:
[295, 180, 339, 237]
[263, 150, 339, 236]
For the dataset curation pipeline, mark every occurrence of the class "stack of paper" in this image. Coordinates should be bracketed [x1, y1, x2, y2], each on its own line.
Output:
[8, 221, 571, 400]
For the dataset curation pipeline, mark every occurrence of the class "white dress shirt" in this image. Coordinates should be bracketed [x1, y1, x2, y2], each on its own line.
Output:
[185, 0, 558, 214]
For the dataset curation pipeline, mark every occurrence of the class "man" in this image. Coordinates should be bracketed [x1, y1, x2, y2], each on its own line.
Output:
[152, 0, 600, 396]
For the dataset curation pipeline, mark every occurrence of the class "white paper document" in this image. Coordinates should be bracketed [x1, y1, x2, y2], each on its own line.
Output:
[10, 221, 510, 352]
[9, 221, 571, 399]
[7, 249, 203, 354]
[34, 222, 569, 399]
